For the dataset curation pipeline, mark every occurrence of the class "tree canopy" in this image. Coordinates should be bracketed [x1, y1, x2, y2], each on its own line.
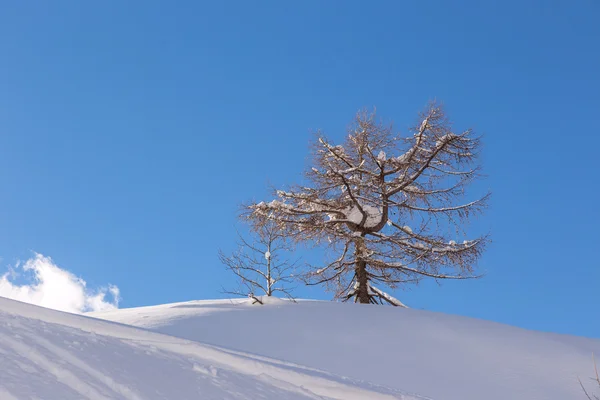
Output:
[247, 103, 489, 305]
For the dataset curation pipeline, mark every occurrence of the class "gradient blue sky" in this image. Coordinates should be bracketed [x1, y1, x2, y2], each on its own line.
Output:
[1, 1, 598, 337]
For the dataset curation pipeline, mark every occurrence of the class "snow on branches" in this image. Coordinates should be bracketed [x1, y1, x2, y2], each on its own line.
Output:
[247, 103, 489, 305]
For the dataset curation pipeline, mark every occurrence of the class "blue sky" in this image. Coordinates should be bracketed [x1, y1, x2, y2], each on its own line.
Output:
[0, 1, 598, 337]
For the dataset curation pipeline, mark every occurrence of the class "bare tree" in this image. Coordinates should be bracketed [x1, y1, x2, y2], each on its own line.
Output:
[219, 220, 296, 304]
[579, 354, 600, 399]
[246, 103, 489, 305]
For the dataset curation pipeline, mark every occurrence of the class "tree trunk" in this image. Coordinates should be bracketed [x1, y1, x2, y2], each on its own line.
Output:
[266, 241, 272, 296]
[354, 237, 370, 304]
[266, 255, 272, 296]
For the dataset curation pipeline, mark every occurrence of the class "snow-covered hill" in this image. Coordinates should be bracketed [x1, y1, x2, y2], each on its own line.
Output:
[2, 295, 598, 400]
[0, 296, 419, 399]
[91, 297, 600, 400]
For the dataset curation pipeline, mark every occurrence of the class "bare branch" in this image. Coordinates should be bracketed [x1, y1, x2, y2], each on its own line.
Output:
[220, 220, 297, 302]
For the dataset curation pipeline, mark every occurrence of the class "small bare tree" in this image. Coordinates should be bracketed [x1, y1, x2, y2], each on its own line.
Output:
[579, 354, 600, 399]
[219, 220, 296, 304]
[247, 103, 489, 305]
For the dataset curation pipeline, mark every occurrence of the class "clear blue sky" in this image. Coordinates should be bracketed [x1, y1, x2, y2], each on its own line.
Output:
[1, 1, 598, 337]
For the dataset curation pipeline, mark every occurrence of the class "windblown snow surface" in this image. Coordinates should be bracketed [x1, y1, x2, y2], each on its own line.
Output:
[0, 297, 418, 400]
[2, 296, 599, 399]
[90, 298, 600, 400]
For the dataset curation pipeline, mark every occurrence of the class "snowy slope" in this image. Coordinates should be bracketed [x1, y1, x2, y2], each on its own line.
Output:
[0, 297, 420, 400]
[91, 298, 600, 400]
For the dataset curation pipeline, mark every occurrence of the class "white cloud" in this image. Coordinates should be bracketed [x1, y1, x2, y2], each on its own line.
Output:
[0, 253, 120, 314]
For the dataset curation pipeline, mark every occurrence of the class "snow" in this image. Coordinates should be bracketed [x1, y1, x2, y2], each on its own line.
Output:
[435, 133, 456, 147]
[394, 152, 411, 164]
[91, 298, 600, 400]
[0, 297, 414, 400]
[346, 206, 362, 224]
[345, 204, 383, 228]
[368, 285, 408, 307]
[361, 205, 382, 228]
[2, 294, 598, 400]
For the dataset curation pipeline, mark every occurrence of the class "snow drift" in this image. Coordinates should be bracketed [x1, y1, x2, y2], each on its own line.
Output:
[2, 293, 598, 400]
[92, 297, 600, 400]
[0, 296, 419, 399]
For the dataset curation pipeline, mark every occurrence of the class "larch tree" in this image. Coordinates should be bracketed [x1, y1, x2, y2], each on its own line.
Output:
[246, 103, 489, 306]
[219, 220, 296, 304]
